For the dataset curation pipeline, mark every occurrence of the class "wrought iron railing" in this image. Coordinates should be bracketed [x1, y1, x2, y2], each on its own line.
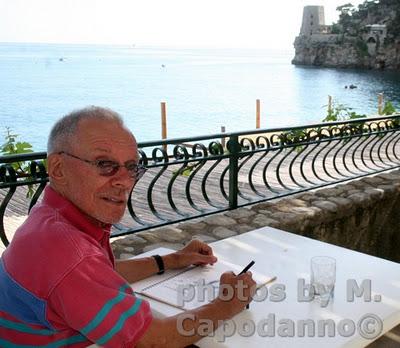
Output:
[2, 115, 400, 247]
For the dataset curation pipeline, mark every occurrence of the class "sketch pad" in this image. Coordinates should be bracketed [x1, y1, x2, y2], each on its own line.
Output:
[131, 253, 273, 310]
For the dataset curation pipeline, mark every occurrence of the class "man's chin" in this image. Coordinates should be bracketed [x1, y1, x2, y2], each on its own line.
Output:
[89, 212, 125, 227]
[76, 204, 125, 227]
[100, 215, 124, 225]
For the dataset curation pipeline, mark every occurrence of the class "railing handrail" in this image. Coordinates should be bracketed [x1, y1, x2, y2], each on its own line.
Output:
[0, 152, 47, 163]
[1, 114, 400, 161]
[138, 114, 400, 147]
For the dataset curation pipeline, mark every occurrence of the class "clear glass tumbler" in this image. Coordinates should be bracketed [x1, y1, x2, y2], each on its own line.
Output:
[311, 256, 336, 303]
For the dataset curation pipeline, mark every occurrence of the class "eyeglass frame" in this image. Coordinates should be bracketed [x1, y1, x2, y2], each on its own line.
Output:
[58, 151, 147, 181]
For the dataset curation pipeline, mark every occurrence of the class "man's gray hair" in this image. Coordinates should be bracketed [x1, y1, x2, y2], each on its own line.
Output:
[47, 106, 125, 154]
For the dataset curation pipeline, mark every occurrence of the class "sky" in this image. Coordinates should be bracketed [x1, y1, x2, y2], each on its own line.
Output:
[0, 0, 365, 49]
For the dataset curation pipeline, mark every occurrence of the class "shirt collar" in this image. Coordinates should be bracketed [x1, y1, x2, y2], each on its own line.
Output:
[42, 186, 111, 241]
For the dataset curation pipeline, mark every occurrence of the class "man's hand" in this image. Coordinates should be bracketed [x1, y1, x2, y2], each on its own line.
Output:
[137, 270, 257, 348]
[164, 239, 217, 270]
[137, 247, 257, 347]
[217, 271, 257, 316]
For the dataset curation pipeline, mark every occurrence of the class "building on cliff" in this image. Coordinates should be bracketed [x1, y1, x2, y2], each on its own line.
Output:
[292, 6, 344, 67]
[365, 24, 387, 55]
[292, 5, 399, 70]
[300, 6, 326, 36]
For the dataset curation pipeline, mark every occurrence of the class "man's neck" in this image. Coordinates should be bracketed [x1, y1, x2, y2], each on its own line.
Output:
[48, 183, 110, 230]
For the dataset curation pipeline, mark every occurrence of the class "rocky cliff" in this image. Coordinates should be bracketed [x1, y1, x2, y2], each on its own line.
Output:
[292, 0, 400, 70]
[292, 35, 400, 69]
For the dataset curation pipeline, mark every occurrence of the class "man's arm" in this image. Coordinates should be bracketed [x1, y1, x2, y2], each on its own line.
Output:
[137, 271, 256, 348]
[116, 240, 257, 346]
[115, 240, 217, 283]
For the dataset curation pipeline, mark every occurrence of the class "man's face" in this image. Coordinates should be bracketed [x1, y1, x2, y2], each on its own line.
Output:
[60, 118, 138, 225]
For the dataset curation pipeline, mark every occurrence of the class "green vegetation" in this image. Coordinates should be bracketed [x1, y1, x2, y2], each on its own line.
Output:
[1, 128, 43, 198]
[334, 0, 400, 43]
[278, 99, 399, 151]
[382, 101, 396, 115]
[381, 101, 400, 128]
[1, 127, 33, 172]
[336, 3, 360, 36]
[331, 24, 341, 35]
[321, 99, 400, 136]
[322, 101, 367, 123]
[356, 39, 369, 57]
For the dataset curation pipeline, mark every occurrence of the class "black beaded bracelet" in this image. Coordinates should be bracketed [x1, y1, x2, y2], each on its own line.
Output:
[152, 254, 165, 275]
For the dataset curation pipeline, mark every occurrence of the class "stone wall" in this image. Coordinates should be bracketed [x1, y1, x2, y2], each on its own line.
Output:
[112, 170, 400, 263]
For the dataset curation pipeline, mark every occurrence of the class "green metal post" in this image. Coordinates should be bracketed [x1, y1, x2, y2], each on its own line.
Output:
[228, 135, 239, 209]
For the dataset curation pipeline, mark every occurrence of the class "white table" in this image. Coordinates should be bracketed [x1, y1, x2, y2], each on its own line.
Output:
[133, 226, 400, 347]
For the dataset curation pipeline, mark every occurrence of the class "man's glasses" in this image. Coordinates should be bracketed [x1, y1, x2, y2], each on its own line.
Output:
[58, 151, 147, 180]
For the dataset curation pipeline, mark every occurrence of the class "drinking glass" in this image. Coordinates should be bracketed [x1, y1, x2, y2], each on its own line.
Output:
[311, 256, 336, 302]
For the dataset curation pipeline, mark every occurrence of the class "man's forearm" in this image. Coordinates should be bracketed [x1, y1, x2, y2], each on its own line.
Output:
[115, 253, 178, 283]
[137, 298, 238, 348]
[116, 239, 217, 283]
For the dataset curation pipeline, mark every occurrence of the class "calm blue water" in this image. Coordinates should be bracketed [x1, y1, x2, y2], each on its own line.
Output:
[1, 42, 400, 151]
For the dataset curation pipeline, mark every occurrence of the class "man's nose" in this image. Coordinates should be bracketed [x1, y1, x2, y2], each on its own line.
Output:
[110, 166, 134, 188]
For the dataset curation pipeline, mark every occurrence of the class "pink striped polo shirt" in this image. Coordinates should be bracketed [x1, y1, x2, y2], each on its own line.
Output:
[0, 186, 152, 347]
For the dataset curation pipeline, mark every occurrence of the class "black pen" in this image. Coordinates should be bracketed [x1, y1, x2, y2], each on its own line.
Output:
[238, 260, 255, 275]
[237, 260, 255, 309]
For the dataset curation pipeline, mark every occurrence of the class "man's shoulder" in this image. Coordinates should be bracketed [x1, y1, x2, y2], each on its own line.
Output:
[3, 203, 107, 297]
[13, 202, 97, 256]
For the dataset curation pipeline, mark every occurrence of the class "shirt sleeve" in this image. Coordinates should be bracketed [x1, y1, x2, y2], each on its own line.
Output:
[48, 255, 152, 347]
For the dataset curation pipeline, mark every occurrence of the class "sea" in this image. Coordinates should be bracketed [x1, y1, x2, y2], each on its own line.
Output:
[1, 42, 400, 151]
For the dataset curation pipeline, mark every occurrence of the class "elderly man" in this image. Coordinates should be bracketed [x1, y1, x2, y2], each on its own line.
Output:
[0, 106, 255, 347]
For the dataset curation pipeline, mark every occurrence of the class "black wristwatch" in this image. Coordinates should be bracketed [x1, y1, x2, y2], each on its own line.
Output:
[152, 254, 165, 275]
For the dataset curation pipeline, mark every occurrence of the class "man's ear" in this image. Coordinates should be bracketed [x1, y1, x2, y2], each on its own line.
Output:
[47, 153, 67, 185]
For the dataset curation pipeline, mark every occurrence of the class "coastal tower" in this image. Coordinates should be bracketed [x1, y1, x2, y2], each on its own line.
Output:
[300, 6, 325, 36]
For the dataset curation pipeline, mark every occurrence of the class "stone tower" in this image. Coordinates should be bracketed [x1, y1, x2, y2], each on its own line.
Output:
[300, 6, 325, 36]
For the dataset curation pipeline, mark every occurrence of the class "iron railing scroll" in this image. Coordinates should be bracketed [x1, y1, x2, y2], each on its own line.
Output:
[0, 152, 47, 247]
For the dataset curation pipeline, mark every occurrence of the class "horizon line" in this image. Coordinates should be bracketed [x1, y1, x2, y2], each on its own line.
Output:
[0, 40, 295, 51]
